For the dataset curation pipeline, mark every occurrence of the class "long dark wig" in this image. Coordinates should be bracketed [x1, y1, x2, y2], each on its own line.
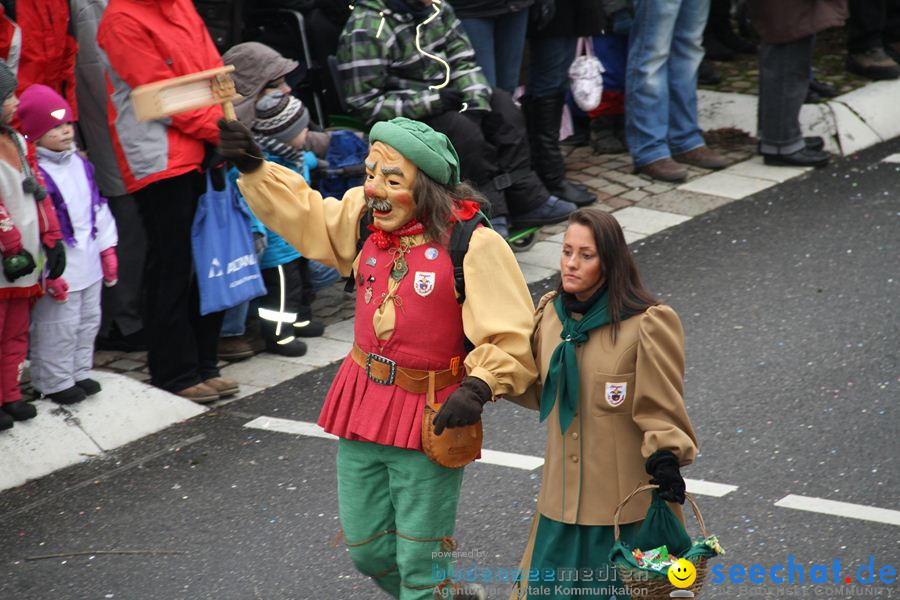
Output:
[411, 172, 485, 245]
[560, 208, 660, 339]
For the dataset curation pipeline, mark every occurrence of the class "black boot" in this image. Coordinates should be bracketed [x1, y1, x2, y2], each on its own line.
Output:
[590, 115, 627, 154]
[0, 409, 12, 431]
[561, 114, 590, 147]
[522, 93, 596, 207]
[75, 378, 102, 396]
[261, 321, 308, 357]
[2, 400, 37, 421]
[45, 385, 87, 405]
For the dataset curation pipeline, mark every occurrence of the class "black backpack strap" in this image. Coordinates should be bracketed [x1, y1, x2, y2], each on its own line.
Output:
[344, 210, 372, 293]
[449, 211, 490, 305]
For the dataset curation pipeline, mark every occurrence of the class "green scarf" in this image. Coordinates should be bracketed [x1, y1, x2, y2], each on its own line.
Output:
[540, 289, 611, 432]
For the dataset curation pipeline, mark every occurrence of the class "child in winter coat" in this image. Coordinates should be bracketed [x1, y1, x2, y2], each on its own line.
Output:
[17, 84, 117, 405]
[229, 91, 339, 357]
[0, 61, 66, 430]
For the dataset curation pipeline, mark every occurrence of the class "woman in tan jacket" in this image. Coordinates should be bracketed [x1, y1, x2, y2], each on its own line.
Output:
[510, 208, 698, 599]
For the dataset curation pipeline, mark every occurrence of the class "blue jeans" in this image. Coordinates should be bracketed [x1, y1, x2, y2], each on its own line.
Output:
[221, 301, 250, 337]
[625, 0, 710, 167]
[527, 36, 578, 96]
[460, 9, 530, 93]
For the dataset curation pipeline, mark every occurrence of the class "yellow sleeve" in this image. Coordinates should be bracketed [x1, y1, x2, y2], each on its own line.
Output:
[237, 160, 368, 276]
[461, 227, 538, 397]
[632, 305, 699, 465]
[506, 291, 557, 410]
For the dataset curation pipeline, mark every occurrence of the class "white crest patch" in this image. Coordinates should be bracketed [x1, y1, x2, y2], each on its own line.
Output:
[605, 382, 627, 407]
[413, 271, 435, 297]
[50, 109, 67, 120]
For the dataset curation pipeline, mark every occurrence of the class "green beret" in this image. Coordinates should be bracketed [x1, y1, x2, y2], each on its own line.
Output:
[368, 117, 461, 185]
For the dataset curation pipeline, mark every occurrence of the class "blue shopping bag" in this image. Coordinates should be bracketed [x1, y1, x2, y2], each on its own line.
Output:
[191, 170, 266, 315]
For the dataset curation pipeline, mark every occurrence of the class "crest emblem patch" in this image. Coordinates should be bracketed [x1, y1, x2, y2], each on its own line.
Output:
[413, 271, 436, 297]
[605, 382, 627, 407]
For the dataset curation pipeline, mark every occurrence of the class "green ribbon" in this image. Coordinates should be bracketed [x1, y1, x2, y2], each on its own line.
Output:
[540, 290, 611, 432]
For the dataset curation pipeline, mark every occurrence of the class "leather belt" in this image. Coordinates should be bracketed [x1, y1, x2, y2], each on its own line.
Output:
[350, 344, 464, 397]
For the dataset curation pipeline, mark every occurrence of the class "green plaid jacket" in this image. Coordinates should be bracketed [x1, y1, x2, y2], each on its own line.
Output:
[336, 0, 493, 124]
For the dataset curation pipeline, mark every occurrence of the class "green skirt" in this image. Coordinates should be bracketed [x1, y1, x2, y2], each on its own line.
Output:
[510, 514, 639, 600]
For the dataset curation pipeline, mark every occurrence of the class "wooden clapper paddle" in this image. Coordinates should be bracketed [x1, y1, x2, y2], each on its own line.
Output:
[131, 65, 241, 122]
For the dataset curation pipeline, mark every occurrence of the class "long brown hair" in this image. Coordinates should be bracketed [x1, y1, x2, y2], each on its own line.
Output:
[560, 208, 659, 338]
[412, 172, 484, 245]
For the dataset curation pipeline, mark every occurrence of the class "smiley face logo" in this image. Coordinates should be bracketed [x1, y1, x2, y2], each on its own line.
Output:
[667, 558, 697, 588]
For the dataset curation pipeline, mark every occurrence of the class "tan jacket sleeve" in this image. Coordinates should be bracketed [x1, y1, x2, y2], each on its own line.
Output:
[237, 161, 367, 276]
[461, 227, 538, 398]
[506, 291, 558, 410]
[633, 305, 699, 465]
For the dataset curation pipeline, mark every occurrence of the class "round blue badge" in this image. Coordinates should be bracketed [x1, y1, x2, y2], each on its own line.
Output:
[425, 247, 439, 260]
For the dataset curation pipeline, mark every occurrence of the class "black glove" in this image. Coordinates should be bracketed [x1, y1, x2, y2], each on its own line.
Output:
[530, 0, 556, 30]
[43, 242, 66, 280]
[432, 376, 492, 436]
[438, 88, 465, 113]
[646, 450, 686, 504]
[2, 249, 37, 282]
[217, 118, 264, 174]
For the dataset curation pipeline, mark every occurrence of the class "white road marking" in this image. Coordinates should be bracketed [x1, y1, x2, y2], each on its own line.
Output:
[478, 449, 544, 471]
[774, 494, 900, 526]
[881, 153, 900, 163]
[244, 416, 338, 440]
[684, 479, 738, 498]
[242, 417, 739, 496]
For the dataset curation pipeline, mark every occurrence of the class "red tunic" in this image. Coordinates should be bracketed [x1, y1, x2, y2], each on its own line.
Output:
[317, 236, 467, 451]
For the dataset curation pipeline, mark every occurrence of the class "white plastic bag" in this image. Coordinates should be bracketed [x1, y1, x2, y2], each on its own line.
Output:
[568, 37, 605, 112]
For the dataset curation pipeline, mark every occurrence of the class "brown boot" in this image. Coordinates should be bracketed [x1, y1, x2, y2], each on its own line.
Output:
[204, 377, 240, 398]
[635, 157, 688, 182]
[176, 382, 220, 404]
[847, 47, 900, 80]
[672, 145, 729, 169]
[218, 335, 257, 362]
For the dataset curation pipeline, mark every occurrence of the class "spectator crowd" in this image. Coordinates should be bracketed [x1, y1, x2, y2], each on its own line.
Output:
[0, 0, 891, 430]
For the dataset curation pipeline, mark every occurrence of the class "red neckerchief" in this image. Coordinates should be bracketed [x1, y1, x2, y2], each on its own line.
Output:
[451, 200, 480, 222]
[367, 219, 425, 250]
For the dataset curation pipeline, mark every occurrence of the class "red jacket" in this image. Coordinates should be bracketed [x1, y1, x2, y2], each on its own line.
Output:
[97, 0, 224, 194]
[12, 0, 79, 119]
[0, 6, 21, 73]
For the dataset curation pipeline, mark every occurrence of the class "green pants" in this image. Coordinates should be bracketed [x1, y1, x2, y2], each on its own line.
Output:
[337, 439, 464, 600]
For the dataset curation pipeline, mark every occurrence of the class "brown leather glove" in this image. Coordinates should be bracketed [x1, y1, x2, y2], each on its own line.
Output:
[217, 118, 264, 174]
[432, 376, 492, 436]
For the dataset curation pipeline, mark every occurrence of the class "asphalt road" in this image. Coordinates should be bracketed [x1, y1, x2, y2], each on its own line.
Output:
[1, 139, 898, 600]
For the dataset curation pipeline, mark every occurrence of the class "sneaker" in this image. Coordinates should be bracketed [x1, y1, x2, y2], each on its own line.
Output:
[762, 147, 829, 168]
[265, 337, 308, 357]
[218, 335, 257, 361]
[490, 215, 510, 239]
[0, 409, 12, 431]
[203, 377, 240, 398]
[512, 195, 577, 228]
[635, 157, 688, 182]
[175, 382, 220, 404]
[292, 320, 325, 338]
[805, 136, 825, 152]
[45, 385, 87, 405]
[2, 400, 37, 421]
[549, 179, 595, 207]
[672, 146, 729, 170]
[847, 47, 900, 80]
[75, 378, 102, 396]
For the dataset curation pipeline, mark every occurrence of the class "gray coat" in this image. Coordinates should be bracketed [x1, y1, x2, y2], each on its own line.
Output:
[749, 0, 848, 44]
[69, 0, 126, 198]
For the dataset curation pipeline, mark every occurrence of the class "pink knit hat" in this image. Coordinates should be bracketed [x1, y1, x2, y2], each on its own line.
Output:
[17, 84, 74, 141]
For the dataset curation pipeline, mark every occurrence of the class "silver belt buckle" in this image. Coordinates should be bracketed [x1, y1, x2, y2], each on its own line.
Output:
[366, 353, 397, 385]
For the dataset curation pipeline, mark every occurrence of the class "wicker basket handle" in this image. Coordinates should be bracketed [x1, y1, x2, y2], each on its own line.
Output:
[613, 484, 708, 542]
